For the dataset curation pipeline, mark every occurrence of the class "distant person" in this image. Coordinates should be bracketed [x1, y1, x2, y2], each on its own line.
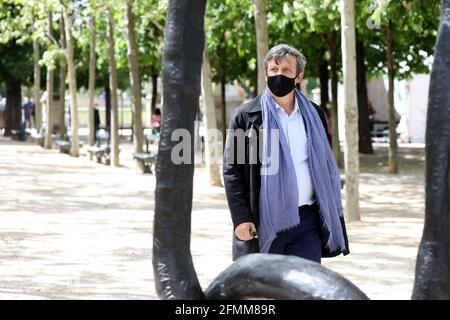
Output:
[151, 108, 162, 135]
[94, 104, 100, 142]
[23, 97, 35, 129]
[31, 97, 35, 127]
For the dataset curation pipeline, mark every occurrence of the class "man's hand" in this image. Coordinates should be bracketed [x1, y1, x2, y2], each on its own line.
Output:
[235, 222, 258, 241]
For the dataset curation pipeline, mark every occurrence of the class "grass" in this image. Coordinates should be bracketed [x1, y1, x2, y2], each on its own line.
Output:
[75, 108, 152, 128]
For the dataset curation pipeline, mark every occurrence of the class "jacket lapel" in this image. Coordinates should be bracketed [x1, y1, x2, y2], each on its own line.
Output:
[247, 95, 263, 130]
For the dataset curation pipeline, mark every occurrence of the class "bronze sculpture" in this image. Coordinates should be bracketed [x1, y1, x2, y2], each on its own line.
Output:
[412, 0, 450, 300]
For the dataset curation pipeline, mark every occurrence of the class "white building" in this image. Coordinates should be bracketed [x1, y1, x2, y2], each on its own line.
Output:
[337, 74, 429, 144]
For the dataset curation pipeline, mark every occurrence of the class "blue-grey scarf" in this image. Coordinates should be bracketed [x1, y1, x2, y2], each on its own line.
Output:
[258, 88, 346, 254]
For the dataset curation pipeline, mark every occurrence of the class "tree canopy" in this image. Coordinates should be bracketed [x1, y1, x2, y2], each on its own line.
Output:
[0, 0, 441, 95]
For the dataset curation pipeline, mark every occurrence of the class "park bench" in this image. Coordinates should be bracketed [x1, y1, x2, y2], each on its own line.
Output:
[133, 133, 159, 174]
[133, 151, 157, 173]
[87, 145, 111, 165]
[54, 139, 71, 154]
[369, 119, 401, 142]
[54, 138, 84, 155]
[86, 131, 112, 165]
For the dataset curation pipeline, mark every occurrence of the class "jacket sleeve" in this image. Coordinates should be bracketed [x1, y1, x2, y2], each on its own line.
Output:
[223, 109, 253, 229]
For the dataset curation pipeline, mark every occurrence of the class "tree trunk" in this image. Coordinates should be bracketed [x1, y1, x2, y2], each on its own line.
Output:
[45, 12, 54, 149]
[4, 80, 22, 137]
[32, 11, 42, 133]
[88, 16, 96, 149]
[125, 0, 144, 158]
[63, 9, 80, 157]
[216, 35, 227, 141]
[202, 48, 223, 187]
[340, 0, 360, 221]
[105, 84, 111, 134]
[328, 30, 342, 167]
[153, 0, 207, 300]
[151, 73, 158, 116]
[253, 67, 258, 97]
[318, 52, 329, 113]
[214, 82, 225, 145]
[253, 0, 269, 94]
[356, 40, 373, 154]
[59, 61, 67, 140]
[412, 0, 450, 299]
[220, 70, 226, 140]
[59, 14, 67, 140]
[386, 20, 398, 174]
[107, 7, 120, 167]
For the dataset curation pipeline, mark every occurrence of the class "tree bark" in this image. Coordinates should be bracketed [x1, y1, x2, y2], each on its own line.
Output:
[318, 52, 329, 113]
[4, 80, 22, 137]
[125, 0, 144, 158]
[216, 36, 226, 141]
[412, 0, 450, 299]
[386, 20, 398, 174]
[328, 30, 342, 167]
[202, 48, 223, 187]
[253, 0, 269, 94]
[105, 84, 111, 134]
[214, 83, 225, 145]
[45, 12, 54, 149]
[59, 14, 67, 140]
[221, 73, 226, 136]
[356, 40, 373, 154]
[107, 6, 120, 167]
[151, 73, 158, 116]
[63, 9, 80, 157]
[88, 16, 96, 148]
[32, 11, 42, 133]
[253, 67, 259, 97]
[340, 0, 360, 221]
[153, 0, 207, 300]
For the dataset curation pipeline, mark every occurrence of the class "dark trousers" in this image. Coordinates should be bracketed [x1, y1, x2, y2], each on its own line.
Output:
[268, 203, 322, 263]
[24, 115, 34, 129]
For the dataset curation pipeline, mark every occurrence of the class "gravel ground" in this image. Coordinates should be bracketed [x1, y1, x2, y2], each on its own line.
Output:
[0, 135, 425, 300]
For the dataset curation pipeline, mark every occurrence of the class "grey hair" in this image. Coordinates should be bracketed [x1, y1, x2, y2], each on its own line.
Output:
[263, 44, 307, 74]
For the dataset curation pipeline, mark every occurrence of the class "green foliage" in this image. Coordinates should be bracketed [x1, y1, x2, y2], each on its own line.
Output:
[358, 0, 440, 79]
[268, 0, 342, 79]
[72, 0, 166, 90]
[0, 0, 442, 94]
[0, 40, 34, 85]
[206, 0, 257, 93]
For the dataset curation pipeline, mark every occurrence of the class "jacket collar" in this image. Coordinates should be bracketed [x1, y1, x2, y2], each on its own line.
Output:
[246, 95, 262, 114]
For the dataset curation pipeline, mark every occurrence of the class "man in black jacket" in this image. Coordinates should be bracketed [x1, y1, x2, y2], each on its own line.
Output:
[223, 44, 349, 262]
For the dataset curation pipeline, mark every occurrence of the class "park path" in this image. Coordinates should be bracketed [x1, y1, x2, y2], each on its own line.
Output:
[0, 136, 425, 299]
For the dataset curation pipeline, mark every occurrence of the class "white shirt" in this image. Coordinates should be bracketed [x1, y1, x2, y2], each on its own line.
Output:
[274, 98, 315, 206]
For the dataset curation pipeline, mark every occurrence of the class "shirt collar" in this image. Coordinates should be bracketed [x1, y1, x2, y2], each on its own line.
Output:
[274, 96, 299, 116]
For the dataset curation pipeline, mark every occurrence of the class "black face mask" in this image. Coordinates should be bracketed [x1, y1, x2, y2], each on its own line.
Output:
[267, 74, 298, 97]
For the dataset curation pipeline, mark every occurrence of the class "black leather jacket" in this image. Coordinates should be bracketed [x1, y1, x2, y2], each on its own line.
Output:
[223, 95, 350, 260]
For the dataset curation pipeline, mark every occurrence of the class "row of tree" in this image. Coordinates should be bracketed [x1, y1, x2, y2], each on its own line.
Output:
[1, 0, 439, 167]
[0, 0, 166, 167]
[0, 0, 440, 214]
